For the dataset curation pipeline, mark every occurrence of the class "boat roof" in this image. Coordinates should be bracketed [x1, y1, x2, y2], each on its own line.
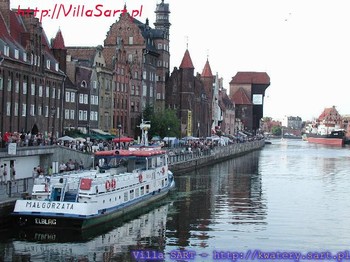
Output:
[94, 149, 166, 158]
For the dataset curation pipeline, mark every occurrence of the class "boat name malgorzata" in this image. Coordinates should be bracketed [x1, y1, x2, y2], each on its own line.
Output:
[26, 201, 74, 210]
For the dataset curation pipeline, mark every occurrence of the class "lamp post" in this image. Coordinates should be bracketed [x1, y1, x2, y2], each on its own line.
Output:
[117, 123, 122, 149]
[167, 127, 170, 148]
[50, 107, 56, 145]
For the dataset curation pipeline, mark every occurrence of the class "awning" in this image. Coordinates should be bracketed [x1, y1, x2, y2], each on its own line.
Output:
[112, 137, 134, 143]
[90, 129, 111, 135]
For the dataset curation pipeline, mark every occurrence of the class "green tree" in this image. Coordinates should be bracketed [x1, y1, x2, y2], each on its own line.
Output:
[271, 126, 282, 136]
[140, 105, 180, 138]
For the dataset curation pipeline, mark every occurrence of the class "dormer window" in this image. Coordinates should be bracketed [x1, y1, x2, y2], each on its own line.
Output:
[23, 52, 27, 62]
[55, 63, 59, 71]
[46, 59, 51, 69]
[81, 80, 87, 88]
[4, 45, 9, 56]
[14, 49, 19, 59]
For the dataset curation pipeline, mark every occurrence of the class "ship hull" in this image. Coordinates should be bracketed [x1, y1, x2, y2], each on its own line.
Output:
[307, 136, 344, 146]
[13, 181, 175, 231]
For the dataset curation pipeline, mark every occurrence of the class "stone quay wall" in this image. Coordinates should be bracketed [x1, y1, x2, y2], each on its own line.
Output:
[169, 139, 265, 174]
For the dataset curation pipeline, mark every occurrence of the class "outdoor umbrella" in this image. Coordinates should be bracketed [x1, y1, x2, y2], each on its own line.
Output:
[57, 136, 76, 142]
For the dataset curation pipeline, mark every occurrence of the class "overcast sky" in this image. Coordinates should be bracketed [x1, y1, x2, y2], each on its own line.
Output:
[10, 0, 350, 121]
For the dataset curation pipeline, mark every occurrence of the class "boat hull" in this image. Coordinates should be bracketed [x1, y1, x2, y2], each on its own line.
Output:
[307, 137, 344, 146]
[13, 182, 175, 231]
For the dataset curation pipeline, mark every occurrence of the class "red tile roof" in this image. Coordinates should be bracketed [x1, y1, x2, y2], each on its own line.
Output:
[179, 49, 194, 69]
[52, 29, 66, 49]
[232, 87, 252, 105]
[201, 59, 213, 77]
[230, 72, 270, 85]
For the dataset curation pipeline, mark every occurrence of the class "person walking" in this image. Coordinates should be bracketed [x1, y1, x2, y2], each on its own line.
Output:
[10, 163, 16, 183]
[3, 164, 8, 184]
[0, 165, 4, 185]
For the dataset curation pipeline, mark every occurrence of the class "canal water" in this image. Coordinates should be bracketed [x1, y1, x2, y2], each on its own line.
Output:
[1, 139, 350, 261]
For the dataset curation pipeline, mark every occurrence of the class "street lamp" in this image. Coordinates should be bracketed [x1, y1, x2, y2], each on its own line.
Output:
[167, 127, 170, 148]
[117, 123, 122, 149]
[50, 107, 56, 145]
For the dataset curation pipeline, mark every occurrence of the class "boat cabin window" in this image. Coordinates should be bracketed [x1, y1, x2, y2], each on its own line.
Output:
[140, 186, 144, 196]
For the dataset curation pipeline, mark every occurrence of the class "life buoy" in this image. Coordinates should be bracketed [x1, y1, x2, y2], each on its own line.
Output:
[139, 173, 143, 183]
[111, 179, 116, 189]
[105, 180, 111, 190]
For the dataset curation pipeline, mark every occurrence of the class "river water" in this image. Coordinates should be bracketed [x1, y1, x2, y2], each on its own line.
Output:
[1, 139, 350, 262]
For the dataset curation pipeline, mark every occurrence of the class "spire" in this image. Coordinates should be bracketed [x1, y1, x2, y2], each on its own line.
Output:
[52, 28, 66, 49]
[201, 59, 213, 77]
[179, 49, 194, 69]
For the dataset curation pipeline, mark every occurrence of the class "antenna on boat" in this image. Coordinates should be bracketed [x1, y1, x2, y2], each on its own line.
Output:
[139, 119, 151, 146]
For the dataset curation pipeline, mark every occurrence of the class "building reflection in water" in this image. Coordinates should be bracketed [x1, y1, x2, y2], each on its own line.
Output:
[167, 150, 267, 250]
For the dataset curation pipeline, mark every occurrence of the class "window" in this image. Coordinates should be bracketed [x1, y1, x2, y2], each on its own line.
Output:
[81, 80, 87, 88]
[23, 82, 27, 94]
[65, 109, 70, 119]
[15, 81, 19, 93]
[46, 59, 50, 69]
[14, 103, 18, 116]
[84, 94, 88, 104]
[70, 110, 75, 120]
[14, 49, 19, 59]
[55, 63, 59, 71]
[30, 104, 35, 116]
[52, 87, 56, 98]
[131, 85, 135, 95]
[45, 106, 49, 117]
[79, 94, 84, 103]
[83, 110, 87, 120]
[46, 86, 50, 97]
[4, 45, 9, 56]
[65, 91, 70, 102]
[7, 79, 11, 91]
[128, 54, 133, 62]
[38, 106, 42, 116]
[31, 83, 35, 95]
[23, 52, 27, 62]
[93, 81, 97, 89]
[22, 103, 26, 117]
[0, 76, 3, 90]
[6, 102, 11, 116]
[128, 36, 133, 45]
[158, 43, 162, 49]
[79, 110, 83, 120]
[143, 71, 147, 80]
[70, 93, 75, 103]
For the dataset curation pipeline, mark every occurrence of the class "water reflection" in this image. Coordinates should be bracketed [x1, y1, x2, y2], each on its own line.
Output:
[166, 150, 267, 251]
[6, 202, 171, 261]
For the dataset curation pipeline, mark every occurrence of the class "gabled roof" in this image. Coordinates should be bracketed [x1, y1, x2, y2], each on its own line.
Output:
[67, 47, 97, 63]
[232, 87, 252, 105]
[179, 49, 194, 69]
[318, 106, 341, 121]
[230, 72, 270, 85]
[201, 59, 213, 77]
[52, 29, 66, 49]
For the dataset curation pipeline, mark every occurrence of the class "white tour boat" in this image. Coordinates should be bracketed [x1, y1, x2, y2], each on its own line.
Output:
[12, 121, 175, 230]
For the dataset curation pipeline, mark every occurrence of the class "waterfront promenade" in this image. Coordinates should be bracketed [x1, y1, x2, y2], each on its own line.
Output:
[0, 139, 265, 228]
